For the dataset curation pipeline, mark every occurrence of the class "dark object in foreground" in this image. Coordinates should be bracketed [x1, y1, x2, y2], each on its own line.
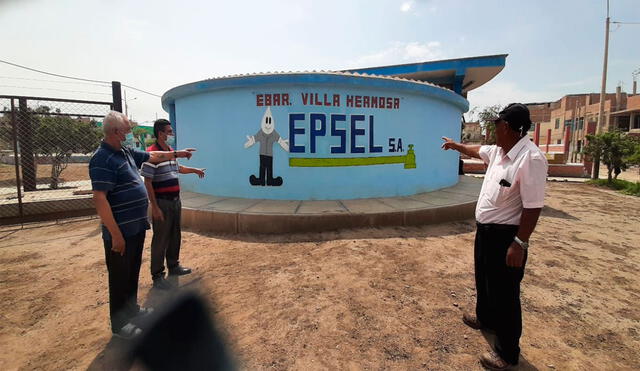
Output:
[126, 291, 236, 371]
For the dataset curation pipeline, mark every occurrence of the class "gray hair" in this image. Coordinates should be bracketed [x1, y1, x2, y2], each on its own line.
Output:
[102, 111, 129, 134]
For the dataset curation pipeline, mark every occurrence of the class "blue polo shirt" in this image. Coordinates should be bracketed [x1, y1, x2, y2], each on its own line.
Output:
[89, 141, 151, 240]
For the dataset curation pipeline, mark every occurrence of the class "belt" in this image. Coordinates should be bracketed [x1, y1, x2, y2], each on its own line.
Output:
[475, 222, 518, 231]
[155, 194, 180, 201]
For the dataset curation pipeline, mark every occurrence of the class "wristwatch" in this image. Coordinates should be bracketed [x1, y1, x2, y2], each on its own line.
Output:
[513, 236, 529, 250]
[173, 150, 177, 158]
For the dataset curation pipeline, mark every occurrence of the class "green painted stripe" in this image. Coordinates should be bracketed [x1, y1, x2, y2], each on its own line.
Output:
[289, 156, 407, 167]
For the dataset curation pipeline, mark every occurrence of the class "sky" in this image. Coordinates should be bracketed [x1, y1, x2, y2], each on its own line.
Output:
[1, 0, 639, 123]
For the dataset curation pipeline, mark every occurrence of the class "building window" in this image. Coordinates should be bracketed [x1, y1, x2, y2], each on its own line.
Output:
[578, 118, 584, 130]
[555, 119, 560, 129]
[528, 123, 535, 132]
[557, 139, 561, 144]
[634, 115, 640, 129]
[617, 116, 630, 132]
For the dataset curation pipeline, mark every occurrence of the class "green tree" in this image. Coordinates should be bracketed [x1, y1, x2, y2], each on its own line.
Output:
[133, 126, 148, 150]
[624, 137, 640, 176]
[35, 116, 102, 189]
[584, 132, 637, 182]
[470, 104, 503, 145]
[583, 134, 604, 180]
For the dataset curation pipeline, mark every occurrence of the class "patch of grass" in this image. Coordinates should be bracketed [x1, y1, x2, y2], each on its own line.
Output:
[586, 178, 640, 197]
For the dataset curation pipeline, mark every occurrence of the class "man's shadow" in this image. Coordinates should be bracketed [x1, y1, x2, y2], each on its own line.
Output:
[480, 330, 539, 371]
[88, 290, 236, 371]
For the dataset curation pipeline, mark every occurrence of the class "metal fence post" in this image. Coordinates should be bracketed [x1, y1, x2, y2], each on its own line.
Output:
[18, 98, 37, 191]
[112, 81, 123, 113]
[10, 99, 24, 218]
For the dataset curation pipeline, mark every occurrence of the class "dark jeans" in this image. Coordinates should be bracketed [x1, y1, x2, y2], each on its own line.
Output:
[474, 222, 528, 365]
[250, 155, 282, 186]
[151, 198, 182, 280]
[259, 154, 273, 183]
[103, 231, 145, 332]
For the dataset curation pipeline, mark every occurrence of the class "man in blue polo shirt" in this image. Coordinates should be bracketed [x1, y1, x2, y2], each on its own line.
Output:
[89, 111, 195, 339]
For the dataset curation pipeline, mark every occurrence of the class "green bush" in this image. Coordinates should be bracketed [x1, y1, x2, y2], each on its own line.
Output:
[586, 178, 640, 196]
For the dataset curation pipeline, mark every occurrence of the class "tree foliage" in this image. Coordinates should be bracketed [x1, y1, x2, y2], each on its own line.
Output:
[132, 126, 148, 149]
[34, 116, 102, 189]
[469, 104, 503, 145]
[583, 131, 638, 182]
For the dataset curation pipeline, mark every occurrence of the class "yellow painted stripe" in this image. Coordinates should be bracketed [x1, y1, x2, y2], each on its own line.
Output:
[289, 156, 407, 167]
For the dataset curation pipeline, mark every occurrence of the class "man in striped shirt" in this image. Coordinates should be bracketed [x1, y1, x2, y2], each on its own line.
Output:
[141, 119, 205, 290]
[89, 111, 195, 339]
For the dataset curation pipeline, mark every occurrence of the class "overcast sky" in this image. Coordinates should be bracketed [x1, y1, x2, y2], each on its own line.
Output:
[1, 0, 638, 123]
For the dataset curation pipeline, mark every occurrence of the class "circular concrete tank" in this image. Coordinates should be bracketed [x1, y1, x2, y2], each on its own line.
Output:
[162, 72, 469, 200]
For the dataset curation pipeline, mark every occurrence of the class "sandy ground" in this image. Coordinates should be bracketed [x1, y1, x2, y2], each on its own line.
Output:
[0, 163, 89, 187]
[0, 181, 639, 370]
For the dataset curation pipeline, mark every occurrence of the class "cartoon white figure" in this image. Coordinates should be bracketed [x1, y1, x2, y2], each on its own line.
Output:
[244, 107, 289, 186]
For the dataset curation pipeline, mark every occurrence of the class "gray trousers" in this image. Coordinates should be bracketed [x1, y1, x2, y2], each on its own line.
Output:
[151, 198, 182, 280]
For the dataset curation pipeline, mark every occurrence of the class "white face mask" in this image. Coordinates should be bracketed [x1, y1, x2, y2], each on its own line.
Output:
[166, 135, 176, 147]
[121, 132, 135, 148]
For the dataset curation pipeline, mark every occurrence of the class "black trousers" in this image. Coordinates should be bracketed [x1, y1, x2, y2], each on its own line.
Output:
[259, 155, 273, 183]
[151, 198, 182, 280]
[103, 231, 145, 332]
[474, 222, 528, 365]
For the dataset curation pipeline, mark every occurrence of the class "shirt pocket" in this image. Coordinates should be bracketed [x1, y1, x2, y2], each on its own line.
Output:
[485, 168, 513, 207]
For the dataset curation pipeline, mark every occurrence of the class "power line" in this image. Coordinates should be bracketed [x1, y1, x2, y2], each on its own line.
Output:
[0, 58, 162, 98]
[0, 59, 109, 84]
[0, 85, 112, 96]
[0, 75, 110, 87]
[122, 84, 161, 98]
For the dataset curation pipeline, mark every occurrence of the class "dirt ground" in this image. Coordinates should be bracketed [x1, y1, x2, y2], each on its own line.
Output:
[0, 181, 639, 370]
[0, 163, 89, 187]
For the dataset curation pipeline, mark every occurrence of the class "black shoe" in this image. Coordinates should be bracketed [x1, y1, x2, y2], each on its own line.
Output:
[249, 175, 265, 186]
[267, 176, 283, 186]
[113, 323, 142, 340]
[152, 277, 174, 290]
[135, 306, 154, 317]
[168, 266, 192, 276]
[462, 312, 495, 333]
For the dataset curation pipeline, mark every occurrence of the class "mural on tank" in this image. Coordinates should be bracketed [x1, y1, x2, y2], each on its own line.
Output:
[243, 107, 289, 186]
[164, 73, 468, 200]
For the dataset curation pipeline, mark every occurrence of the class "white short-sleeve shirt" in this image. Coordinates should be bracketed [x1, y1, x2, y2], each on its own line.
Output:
[476, 136, 548, 225]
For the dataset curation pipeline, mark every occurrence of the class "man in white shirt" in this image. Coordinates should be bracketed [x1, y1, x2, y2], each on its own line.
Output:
[441, 103, 548, 370]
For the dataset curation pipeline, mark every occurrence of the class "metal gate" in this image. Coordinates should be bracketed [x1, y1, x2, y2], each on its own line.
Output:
[0, 95, 113, 224]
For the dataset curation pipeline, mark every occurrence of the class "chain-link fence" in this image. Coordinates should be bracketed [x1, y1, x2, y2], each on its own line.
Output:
[0, 95, 113, 224]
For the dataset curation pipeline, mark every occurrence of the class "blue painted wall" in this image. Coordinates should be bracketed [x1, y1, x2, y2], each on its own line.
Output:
[164, 74, 468, 200]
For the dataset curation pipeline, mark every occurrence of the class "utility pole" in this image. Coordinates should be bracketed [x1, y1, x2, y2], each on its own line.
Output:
[112, 81, 123, 113]
[597, 0, 610, 134]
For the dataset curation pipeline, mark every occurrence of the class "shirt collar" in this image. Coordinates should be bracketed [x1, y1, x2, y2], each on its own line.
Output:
[100, 140, 119, 153]
[155, 140, 172, 151]
[504, 136, 530, 161]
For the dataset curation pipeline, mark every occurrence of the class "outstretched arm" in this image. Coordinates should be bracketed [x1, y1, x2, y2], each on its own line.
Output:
[244, 135, 255, 148]
[179, 165, 206, 178]
[440, 137, 481, 159]
[278, 137, 289, 152]
[148, 148, 195, 163]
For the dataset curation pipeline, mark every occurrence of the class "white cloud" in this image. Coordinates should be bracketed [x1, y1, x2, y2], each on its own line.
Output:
[400, 1, 415, 12]
[347, 41, 444, 68]
[400, 0, 436, 14]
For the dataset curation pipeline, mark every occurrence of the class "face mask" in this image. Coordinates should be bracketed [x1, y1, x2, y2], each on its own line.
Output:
[121, 132, 135, 148]
[166, 135, 176, 147]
